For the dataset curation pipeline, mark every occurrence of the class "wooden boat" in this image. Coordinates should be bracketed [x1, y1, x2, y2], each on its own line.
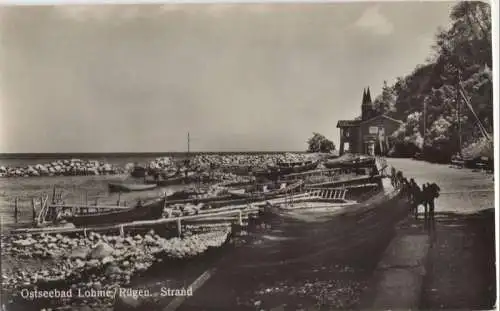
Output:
[324, 154, 375, 169]
[130, 165, 148, 178]
[145, 172, 199, 186]
[259, 182, 395, 219]
[227, 180, 304, 200]
[66, 199, 165, 227]
[270, 160, 319, 175]
[108, 182, 157, 193]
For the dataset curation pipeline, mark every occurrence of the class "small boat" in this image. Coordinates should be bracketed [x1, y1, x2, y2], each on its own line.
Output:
[130, 165, 148, 178]
[270, 160, 319, 175]
[108, 182, 157, 193]
[66, 199, 165, 227]
[144, 171, 199, 186]
[227, 180, 304, 200]
[324, 154, 375, 169]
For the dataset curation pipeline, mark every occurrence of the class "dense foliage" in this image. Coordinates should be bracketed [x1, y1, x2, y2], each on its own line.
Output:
[307, 132, 336, 153]
[377, 2, 492, 162]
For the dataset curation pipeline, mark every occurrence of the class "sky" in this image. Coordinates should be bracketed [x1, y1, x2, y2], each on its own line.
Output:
[0, 2, 457, 153]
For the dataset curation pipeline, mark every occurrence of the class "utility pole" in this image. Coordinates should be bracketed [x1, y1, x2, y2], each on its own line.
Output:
[187, 132, 190, 154]
[423, 101, 426, 140]
[456, 70, 462, 156]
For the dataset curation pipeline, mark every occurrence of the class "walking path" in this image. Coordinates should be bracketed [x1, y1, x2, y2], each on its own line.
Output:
[377, 158, 496, 310]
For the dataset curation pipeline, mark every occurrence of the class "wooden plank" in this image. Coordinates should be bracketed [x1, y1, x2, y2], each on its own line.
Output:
[48, 204, 132, 210]
[10, 207, 261, 235]
[163, 268, 217, 311]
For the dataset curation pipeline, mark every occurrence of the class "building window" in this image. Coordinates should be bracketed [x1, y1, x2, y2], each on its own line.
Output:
[345, 130, 350, 138]
[369, 126, 378, 134]
[343, 142, 350, 151]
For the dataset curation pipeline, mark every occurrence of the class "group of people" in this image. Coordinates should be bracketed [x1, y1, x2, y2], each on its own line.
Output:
[391, 167, 441, 220]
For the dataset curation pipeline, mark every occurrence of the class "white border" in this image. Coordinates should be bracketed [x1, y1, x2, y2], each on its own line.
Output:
[0, 0, 499, 309]
[0, 0, 491, 4]
[492, 0, 499, 308]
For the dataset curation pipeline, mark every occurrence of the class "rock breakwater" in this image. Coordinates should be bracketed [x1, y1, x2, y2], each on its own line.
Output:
[0, 159, 126, 178]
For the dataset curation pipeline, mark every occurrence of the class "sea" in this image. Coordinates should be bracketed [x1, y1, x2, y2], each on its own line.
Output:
[0, 152, 301, 230]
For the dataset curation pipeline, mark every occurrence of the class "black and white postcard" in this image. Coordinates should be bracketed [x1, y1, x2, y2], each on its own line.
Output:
[0, 1, 497, 310]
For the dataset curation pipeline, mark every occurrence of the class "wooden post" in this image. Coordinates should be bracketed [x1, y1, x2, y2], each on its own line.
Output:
[177, 218, 182, 237]
[117, 192, 121, 206]
[120, 225, 125, 237]
[31, 198, 36, 224]
[14, 197, 18, 223]
[85, 191, 88, 206]
[52, 186, 56, 204]
[238, 210, 243, 226]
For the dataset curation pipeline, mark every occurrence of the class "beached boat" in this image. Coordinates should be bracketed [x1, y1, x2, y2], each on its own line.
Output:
[66, 199, 165, 227]
[323, 154, 375, 169]
[144, 171, 199, 186]
[227, 180, 304, 200]
[108, 182, 157, 193]
[271, 160, 319, 175]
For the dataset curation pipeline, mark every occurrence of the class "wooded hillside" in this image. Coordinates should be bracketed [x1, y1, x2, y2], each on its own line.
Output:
[372, 2, 493, 162]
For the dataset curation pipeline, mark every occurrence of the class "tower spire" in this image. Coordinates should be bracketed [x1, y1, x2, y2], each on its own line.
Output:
[366, 87, 372, 104]
[362, 88, 367, 105]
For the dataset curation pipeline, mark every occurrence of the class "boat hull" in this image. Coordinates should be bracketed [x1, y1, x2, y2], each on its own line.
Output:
[227, 181, 304, 200]
[108, 182, 157, 193]
[270, 161, 319, 175]
[323, 155, 375, 169]
[67, 200, 165, 227]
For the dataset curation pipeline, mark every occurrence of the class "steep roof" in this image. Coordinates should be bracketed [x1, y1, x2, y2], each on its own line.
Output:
[365, 87, 372, 104]
[336, 120, 361, 128]
[359, 114, 403, 125]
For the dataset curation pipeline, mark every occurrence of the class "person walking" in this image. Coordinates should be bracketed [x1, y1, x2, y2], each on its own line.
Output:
[396, 171, 403, 189]
[409, 179, 420, 217]
[422, 183, 429, 219]
[391, 167, 396, 187]
[428, 182, 441, 220]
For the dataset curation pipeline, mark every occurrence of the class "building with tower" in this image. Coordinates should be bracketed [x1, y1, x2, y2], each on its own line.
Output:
[336, 87, 403, 156]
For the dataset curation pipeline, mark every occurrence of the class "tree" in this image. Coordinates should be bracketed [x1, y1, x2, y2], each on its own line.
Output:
[380, 1, 492, 160]
[307, 133, 336, 153]
[373, 81, 397, 115]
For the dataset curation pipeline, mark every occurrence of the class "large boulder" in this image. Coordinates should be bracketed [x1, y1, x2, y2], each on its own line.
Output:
[69, 246, 90, 259]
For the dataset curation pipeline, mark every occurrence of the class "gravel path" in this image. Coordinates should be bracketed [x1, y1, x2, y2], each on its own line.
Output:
[386, 158, 496, 310]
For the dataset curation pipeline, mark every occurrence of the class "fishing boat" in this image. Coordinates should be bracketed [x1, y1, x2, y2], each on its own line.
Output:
[323, 154, 375, 169]
[270, 160, 319, 175]
[258, 180, 391, 218]
[130, 165, 148, 178]
[144, 171, 199, 186]
[66, 198, 165, 227]
[227, 180, 304, 200]
[108, 182, 157, 193]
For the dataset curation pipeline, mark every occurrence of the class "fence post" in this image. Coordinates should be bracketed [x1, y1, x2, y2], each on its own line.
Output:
[238, 210, 243, 226]
[177, 218, 182, 237]
[31, 198, 36, 224]
[117, 192, 121, 206]
[52, 186, 56, 204]
[14, 197, 18, 223]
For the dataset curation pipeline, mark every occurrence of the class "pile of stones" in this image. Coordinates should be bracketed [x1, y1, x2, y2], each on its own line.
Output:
[2, 228, 230, 309]
[0, 159, 125, 178]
